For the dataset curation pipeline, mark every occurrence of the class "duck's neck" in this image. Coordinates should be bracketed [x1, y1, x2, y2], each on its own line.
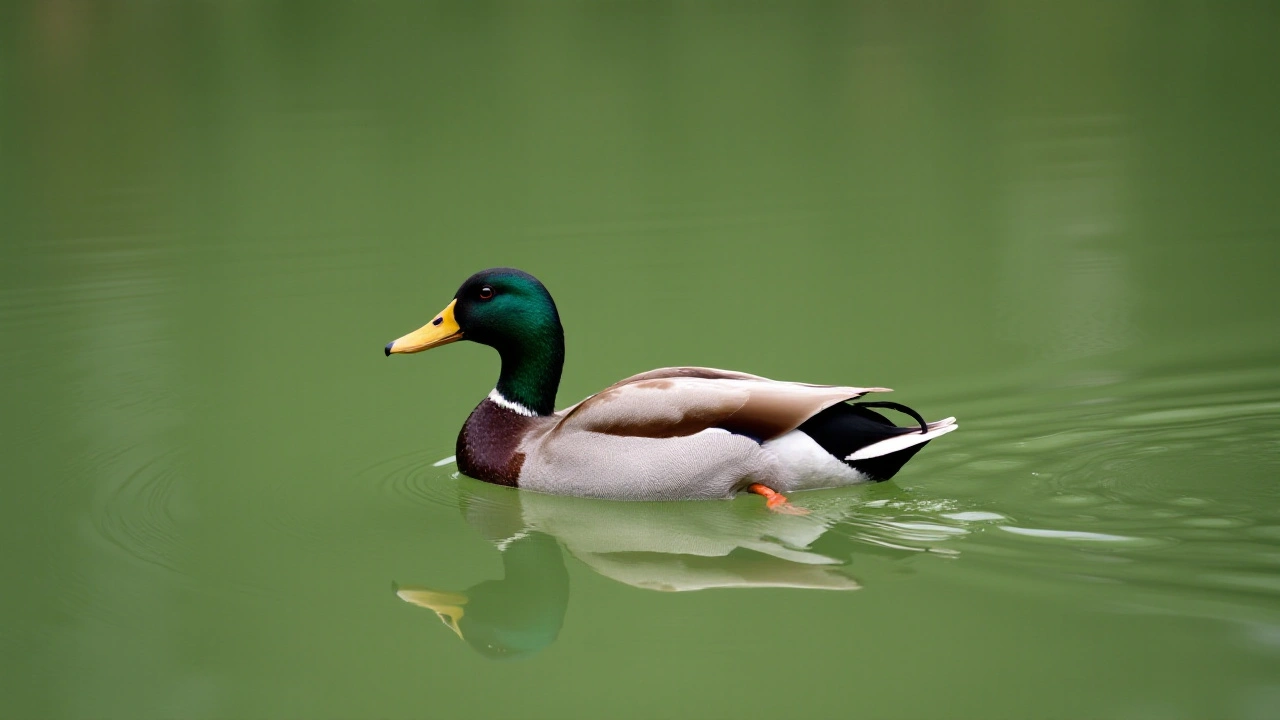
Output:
[493, 331, 564, 416]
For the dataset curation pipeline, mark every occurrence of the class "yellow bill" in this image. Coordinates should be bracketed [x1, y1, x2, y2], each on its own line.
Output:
[385, 299, 462, 356]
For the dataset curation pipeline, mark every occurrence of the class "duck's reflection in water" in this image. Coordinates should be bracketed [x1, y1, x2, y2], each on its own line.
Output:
[397, 531, 569, 660]
[396, 481, 863, 658]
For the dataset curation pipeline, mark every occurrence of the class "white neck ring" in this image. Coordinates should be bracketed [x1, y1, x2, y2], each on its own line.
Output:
[487, 389, 538, 417]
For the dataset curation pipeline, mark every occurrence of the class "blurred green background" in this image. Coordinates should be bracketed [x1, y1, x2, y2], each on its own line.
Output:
[3, 2, 1279, 719]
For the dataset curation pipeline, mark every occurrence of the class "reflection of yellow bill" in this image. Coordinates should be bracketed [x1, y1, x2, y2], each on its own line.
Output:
[396, 587, 468, 639]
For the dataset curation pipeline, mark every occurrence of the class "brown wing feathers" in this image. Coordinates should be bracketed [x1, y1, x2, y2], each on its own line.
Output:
[558, 367, 889, 443]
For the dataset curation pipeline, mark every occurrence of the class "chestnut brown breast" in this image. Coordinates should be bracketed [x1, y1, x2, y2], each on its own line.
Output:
[456, 400, 539, 487]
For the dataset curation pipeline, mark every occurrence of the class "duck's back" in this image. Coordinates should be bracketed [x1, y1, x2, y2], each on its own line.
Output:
[516, 367, 887, 500]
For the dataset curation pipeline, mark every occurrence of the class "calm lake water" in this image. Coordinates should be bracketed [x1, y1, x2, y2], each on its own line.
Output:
[3, 3, 1280, 719]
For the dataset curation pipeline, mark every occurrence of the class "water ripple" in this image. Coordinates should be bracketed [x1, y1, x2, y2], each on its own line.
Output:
[362, 445, 460, 511]
[891, 361, 1280, 614]
[86, 445, 189, 576]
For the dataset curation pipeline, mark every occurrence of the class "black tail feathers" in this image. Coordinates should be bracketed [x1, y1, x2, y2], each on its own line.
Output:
[797, 401, 933, 482]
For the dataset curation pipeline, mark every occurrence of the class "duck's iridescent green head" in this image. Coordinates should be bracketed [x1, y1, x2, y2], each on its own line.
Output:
[385, 268, 565, 415]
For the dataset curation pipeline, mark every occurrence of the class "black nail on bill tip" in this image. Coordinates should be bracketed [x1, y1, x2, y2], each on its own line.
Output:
[384, 342, 394, 356]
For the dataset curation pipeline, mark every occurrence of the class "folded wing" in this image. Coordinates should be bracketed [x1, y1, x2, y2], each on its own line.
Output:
[557, 366, 890, 442]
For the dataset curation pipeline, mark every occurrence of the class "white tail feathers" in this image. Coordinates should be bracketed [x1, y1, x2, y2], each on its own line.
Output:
[845, 421, 958, 462]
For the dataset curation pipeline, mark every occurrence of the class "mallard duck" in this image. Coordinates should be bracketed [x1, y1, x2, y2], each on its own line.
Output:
[385, 268, 956, 510]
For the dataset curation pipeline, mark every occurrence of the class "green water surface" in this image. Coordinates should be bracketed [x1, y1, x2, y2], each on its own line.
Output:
[3, 3, 1280, 719]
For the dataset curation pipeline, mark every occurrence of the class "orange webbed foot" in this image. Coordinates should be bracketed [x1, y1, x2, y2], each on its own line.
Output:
[747, 483, 810, 515]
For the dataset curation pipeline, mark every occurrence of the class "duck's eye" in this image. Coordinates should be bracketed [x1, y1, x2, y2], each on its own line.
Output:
[479, 286, 494, 300]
